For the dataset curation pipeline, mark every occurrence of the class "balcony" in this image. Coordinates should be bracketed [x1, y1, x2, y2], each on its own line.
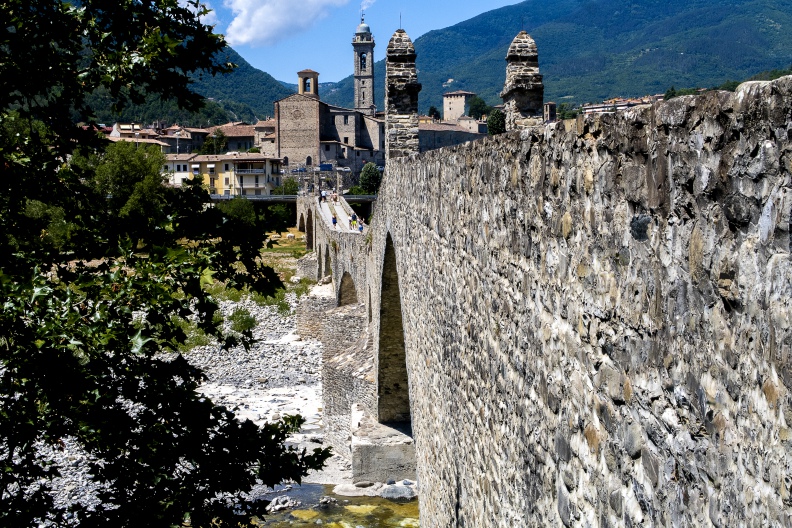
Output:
[235, 168, 265, 174]
[237, 182, 272, 189]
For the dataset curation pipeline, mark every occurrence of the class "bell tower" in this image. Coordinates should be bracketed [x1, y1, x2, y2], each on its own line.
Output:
[353, 14, 376, 115]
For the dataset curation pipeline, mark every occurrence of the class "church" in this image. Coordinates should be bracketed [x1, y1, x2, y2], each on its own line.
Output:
[274, 19, 386, 173]
[272, 17, 486, 176]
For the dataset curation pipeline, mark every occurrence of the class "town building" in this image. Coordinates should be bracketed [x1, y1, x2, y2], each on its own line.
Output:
[418, 121, 487, 152]
[273, 20, 386, 174]
[163, 152, 282, 196]
[580, 94, 663, 115]
[208, 122, 256, 152]
[353, 15, 376, 116]
[443, 90, 476, 122]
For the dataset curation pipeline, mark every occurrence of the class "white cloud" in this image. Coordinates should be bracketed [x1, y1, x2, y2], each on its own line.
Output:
[223, 0, 350, 47]
[361, 0, 375, 11]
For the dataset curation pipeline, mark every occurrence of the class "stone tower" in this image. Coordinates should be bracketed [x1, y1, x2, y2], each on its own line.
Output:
[385, 29, 421, 160]
[297, 69, 320, 99]
[500, 31, 544, 131]
[353, 16, 376, 116]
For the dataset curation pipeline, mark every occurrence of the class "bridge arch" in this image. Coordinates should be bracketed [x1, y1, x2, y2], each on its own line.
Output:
[338, 272, 358, 306]
[305, 209, 314, 250]
[377, 234, 411, 425]
[323, 245, 332, 278]
[298, 213, 305, 232]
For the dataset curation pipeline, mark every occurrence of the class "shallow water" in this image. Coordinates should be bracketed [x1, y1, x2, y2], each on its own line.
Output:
[254, 484, 420, 527]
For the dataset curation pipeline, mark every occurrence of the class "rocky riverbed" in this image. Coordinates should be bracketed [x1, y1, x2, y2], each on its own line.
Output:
[41, 286, 417, 525]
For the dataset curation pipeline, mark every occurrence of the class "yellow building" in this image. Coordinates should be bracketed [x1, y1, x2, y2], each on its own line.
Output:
[164, 153, 283, 196]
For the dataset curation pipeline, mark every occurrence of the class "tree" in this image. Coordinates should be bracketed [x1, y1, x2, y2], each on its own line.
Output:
[468, 95, 492, 120]
[557, 103, 579, 120]
[0, 2, 330, 527]
[428, 105, 441, 120]
[359, 162, 382, 194]
[199, 129, 228, 154]
[275, 176, 300, 195]
[664, 86, 678, 100]
[216, 196, 258, 227]
[487, 109, 506, 135]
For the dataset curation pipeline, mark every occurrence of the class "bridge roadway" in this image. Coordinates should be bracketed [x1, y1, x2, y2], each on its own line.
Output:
[210, 194, 376, 205]
[316, 196, 366, 234]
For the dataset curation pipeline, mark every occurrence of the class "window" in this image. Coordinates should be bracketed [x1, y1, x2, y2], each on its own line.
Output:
[357, 151, 360, 157]
[164, 164, 168, 171]
[192, 165, 199, 174]
[224, 177, 229, 186]
[255, 175, 259, 185]
[343, 137, 348, 144]
[236, 142, 242, 150]
[283, 156, 289, 166]
[209, 167, 215, 174]
[325, 144, 330, 151]
[224, 190, 230, 196]
[225, 164, 229, 171]
[210, 178, 216, 187]
[254, 190, 261, 196]
[362, 90, 365, 101]
[303, 77, 311, 92]
[360, 53, 367, 70]
[306, 156, 312, 166]
[242, 190, 247, 196]
[343, 115, 349, 125]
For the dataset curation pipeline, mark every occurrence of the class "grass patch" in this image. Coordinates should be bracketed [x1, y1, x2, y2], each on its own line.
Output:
[228, 307, 256, 333]
[252, 288, 291, 315]
[172, 316, 212, 352]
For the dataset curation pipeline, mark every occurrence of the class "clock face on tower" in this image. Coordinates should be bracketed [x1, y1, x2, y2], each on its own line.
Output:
[292, 109, 303, 119]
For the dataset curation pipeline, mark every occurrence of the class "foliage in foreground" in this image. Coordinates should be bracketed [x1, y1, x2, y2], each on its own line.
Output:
[0, 1, 330, 526]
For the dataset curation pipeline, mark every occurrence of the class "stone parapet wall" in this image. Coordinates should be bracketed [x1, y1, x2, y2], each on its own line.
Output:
[368, 78, 792, 526]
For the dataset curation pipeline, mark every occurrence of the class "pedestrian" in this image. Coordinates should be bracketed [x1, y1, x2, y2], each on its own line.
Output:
[321, 190, 327, 203]
[332, 214, 337, 228]
[348, 217, 352, 230]
[358, 223, 364, 233]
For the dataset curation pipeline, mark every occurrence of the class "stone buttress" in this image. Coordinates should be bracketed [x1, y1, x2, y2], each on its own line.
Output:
[500, 31, 544, 130]
[385, 29, 421, 160]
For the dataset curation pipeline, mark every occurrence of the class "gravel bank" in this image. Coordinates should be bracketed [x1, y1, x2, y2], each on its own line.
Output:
[38, 290, 351, 525]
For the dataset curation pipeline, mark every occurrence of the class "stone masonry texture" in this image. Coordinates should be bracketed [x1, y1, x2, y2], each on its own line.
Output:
[501, 31, 544, 131]
[299, 77, 792, 526]
[385, 29, 421, 160]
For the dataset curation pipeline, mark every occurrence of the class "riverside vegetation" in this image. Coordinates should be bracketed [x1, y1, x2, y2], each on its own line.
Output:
[0, 1, 329, 526]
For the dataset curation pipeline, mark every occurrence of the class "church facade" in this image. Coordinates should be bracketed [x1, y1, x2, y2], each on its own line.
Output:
[274, 20, 385, 174]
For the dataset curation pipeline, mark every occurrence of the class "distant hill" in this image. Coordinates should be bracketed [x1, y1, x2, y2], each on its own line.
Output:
[321, 0, 792, 112]
[191, 47, 294, 119]
[83, 46, 295, 126]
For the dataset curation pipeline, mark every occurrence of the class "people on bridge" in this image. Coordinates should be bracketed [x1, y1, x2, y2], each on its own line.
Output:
[358, 222, 364, 234]
[332, 214, 337, 229]
[321, 190, 327, 203]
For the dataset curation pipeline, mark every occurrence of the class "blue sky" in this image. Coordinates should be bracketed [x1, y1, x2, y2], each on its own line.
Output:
[200, 0, 522, 83]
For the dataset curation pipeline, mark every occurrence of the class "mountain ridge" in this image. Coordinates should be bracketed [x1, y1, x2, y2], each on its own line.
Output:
[319, 0, 792, 113]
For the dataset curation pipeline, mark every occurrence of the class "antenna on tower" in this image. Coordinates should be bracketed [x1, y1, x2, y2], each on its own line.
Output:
[400, 12, 402, 29]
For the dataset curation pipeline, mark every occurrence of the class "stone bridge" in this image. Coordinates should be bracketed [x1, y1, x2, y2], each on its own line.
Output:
[294, 29, 792, 527]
